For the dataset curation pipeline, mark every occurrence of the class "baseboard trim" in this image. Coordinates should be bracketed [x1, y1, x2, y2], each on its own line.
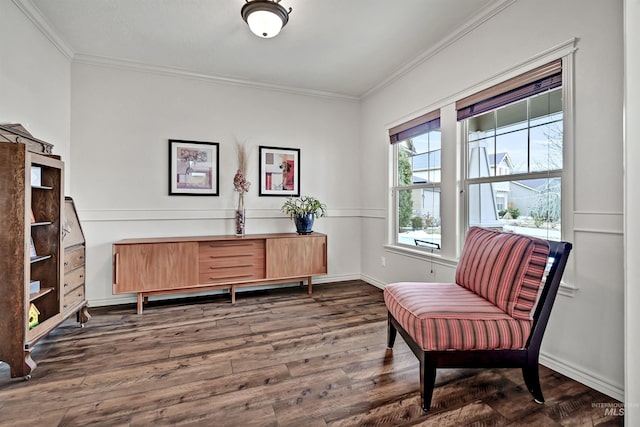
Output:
[539, 352, 624, 401]
[89, 274, 362, 307]
[360, 274, 386, 290]
[313, 274, 362, 284]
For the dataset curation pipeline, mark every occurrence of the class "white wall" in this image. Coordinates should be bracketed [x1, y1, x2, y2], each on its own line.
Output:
[360, 0, 625, 400]
[70, 62, 362, 306]
[0, 1, 71, 184]
[3, 0, 632, 407]
[624, 0, 640, 423]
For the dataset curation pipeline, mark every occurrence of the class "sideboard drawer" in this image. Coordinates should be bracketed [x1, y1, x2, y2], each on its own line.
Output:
[199, 240, 265, 258]
[198, 240, 265, 284]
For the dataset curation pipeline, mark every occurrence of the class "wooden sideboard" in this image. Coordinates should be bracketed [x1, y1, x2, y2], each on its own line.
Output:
[113, 233, 327, 313]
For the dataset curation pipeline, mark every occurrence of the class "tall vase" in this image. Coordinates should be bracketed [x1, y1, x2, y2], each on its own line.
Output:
[235, 193, 245, 236]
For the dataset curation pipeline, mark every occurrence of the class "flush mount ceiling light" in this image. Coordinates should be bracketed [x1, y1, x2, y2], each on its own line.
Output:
[241, 0, 292, 39]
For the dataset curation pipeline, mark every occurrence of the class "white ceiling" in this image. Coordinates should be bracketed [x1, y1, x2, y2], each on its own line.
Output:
[26, 0, 509, 98]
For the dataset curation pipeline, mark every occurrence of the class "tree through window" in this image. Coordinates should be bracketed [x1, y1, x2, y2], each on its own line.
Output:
[390, 112, 442, 249]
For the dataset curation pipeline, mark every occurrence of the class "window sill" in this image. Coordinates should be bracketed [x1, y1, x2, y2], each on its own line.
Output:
[384, 244, 458, 269]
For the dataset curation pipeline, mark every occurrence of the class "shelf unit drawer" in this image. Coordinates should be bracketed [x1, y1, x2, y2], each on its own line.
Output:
[64, 247, 85, 273]
[63, 286, 85, 312]
[64, 266, 85, 292]
[198, 240, 265, 284]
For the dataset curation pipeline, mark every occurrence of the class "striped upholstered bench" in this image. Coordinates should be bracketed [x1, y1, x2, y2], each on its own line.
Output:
[384, 226, 572, 411]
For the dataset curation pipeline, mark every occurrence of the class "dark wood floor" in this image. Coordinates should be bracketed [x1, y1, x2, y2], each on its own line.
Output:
[0, 280, 623, 426]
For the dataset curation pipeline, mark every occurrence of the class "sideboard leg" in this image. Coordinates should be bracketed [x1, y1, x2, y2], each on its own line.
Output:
[308, 276, 313, 294]
[231, 286, 236, 304]
[137, 293, 143, 314]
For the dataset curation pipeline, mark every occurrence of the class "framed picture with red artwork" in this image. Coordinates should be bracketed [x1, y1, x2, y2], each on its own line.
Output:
[258, 146, 300, 197]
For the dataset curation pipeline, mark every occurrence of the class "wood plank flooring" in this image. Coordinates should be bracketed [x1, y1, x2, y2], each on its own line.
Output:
[0, 280, 624, 426]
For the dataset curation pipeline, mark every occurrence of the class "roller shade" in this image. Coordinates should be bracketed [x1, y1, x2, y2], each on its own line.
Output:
[456, 59, 562, 121]
[389, 109, 440, 144]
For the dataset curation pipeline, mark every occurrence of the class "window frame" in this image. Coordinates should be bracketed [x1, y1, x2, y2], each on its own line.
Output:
[390, 113, 442, 252]
[459, 57, 573, 250]
[384, 43, 575, 290]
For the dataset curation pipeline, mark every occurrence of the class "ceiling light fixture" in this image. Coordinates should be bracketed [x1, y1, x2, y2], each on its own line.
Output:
[241, 0, 292, 39]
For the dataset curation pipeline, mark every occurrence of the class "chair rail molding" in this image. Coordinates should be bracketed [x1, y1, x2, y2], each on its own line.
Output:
[78, 208, 367, 222]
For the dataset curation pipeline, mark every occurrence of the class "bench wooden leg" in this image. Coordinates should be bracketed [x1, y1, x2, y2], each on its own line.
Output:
[387, 313, 397, 348]
[420, 358, 437, 412]
[522, 363, 544, 403]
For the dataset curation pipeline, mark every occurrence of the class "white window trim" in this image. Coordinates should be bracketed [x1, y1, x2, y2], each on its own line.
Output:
[385, 39, 577, 295]
[457, 53, 576, 294]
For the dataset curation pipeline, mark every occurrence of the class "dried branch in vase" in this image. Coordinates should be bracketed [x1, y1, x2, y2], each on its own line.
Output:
[234, 142, 251, 194]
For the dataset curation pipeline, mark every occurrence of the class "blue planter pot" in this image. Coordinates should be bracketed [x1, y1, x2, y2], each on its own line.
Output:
[294, 213, 315, 234]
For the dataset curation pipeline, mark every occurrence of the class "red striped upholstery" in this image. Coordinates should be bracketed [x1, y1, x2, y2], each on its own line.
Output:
[384, 282, 532, 350]
[455, 227, 549, 320]
[384, 228, 551, 351]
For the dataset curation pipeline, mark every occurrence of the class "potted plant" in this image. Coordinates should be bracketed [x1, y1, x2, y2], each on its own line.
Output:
[281, 196, 327, 234]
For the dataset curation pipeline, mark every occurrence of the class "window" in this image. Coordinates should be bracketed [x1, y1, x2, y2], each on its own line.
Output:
[390, 111, 442, 249]
[458, 60, 563, 240]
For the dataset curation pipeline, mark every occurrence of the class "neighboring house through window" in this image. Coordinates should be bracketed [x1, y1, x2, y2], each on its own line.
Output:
[457, 60, 564, 240]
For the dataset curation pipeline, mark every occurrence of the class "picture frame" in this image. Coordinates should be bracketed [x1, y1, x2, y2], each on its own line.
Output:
[168, 139, 219, 196]
[259, 146, 300, 197]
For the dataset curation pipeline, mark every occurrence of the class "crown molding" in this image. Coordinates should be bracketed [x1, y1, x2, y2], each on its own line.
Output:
[12, 0, 358, 101]
[72, 53, 360, 102]
[13, 0, 518, 101]
[12, 0, 74, 60]
[362, 0, 517, 99]
[77, 208, 365, 222]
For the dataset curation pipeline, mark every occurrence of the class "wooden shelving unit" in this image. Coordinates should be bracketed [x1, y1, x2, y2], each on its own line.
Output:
[29, 287, 55, 302]
[0, 128, 89, 379]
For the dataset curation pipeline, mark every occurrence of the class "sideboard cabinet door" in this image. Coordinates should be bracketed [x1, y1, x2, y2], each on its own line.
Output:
[265, 235, 327, 279]
[113, 242, 198, 293]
